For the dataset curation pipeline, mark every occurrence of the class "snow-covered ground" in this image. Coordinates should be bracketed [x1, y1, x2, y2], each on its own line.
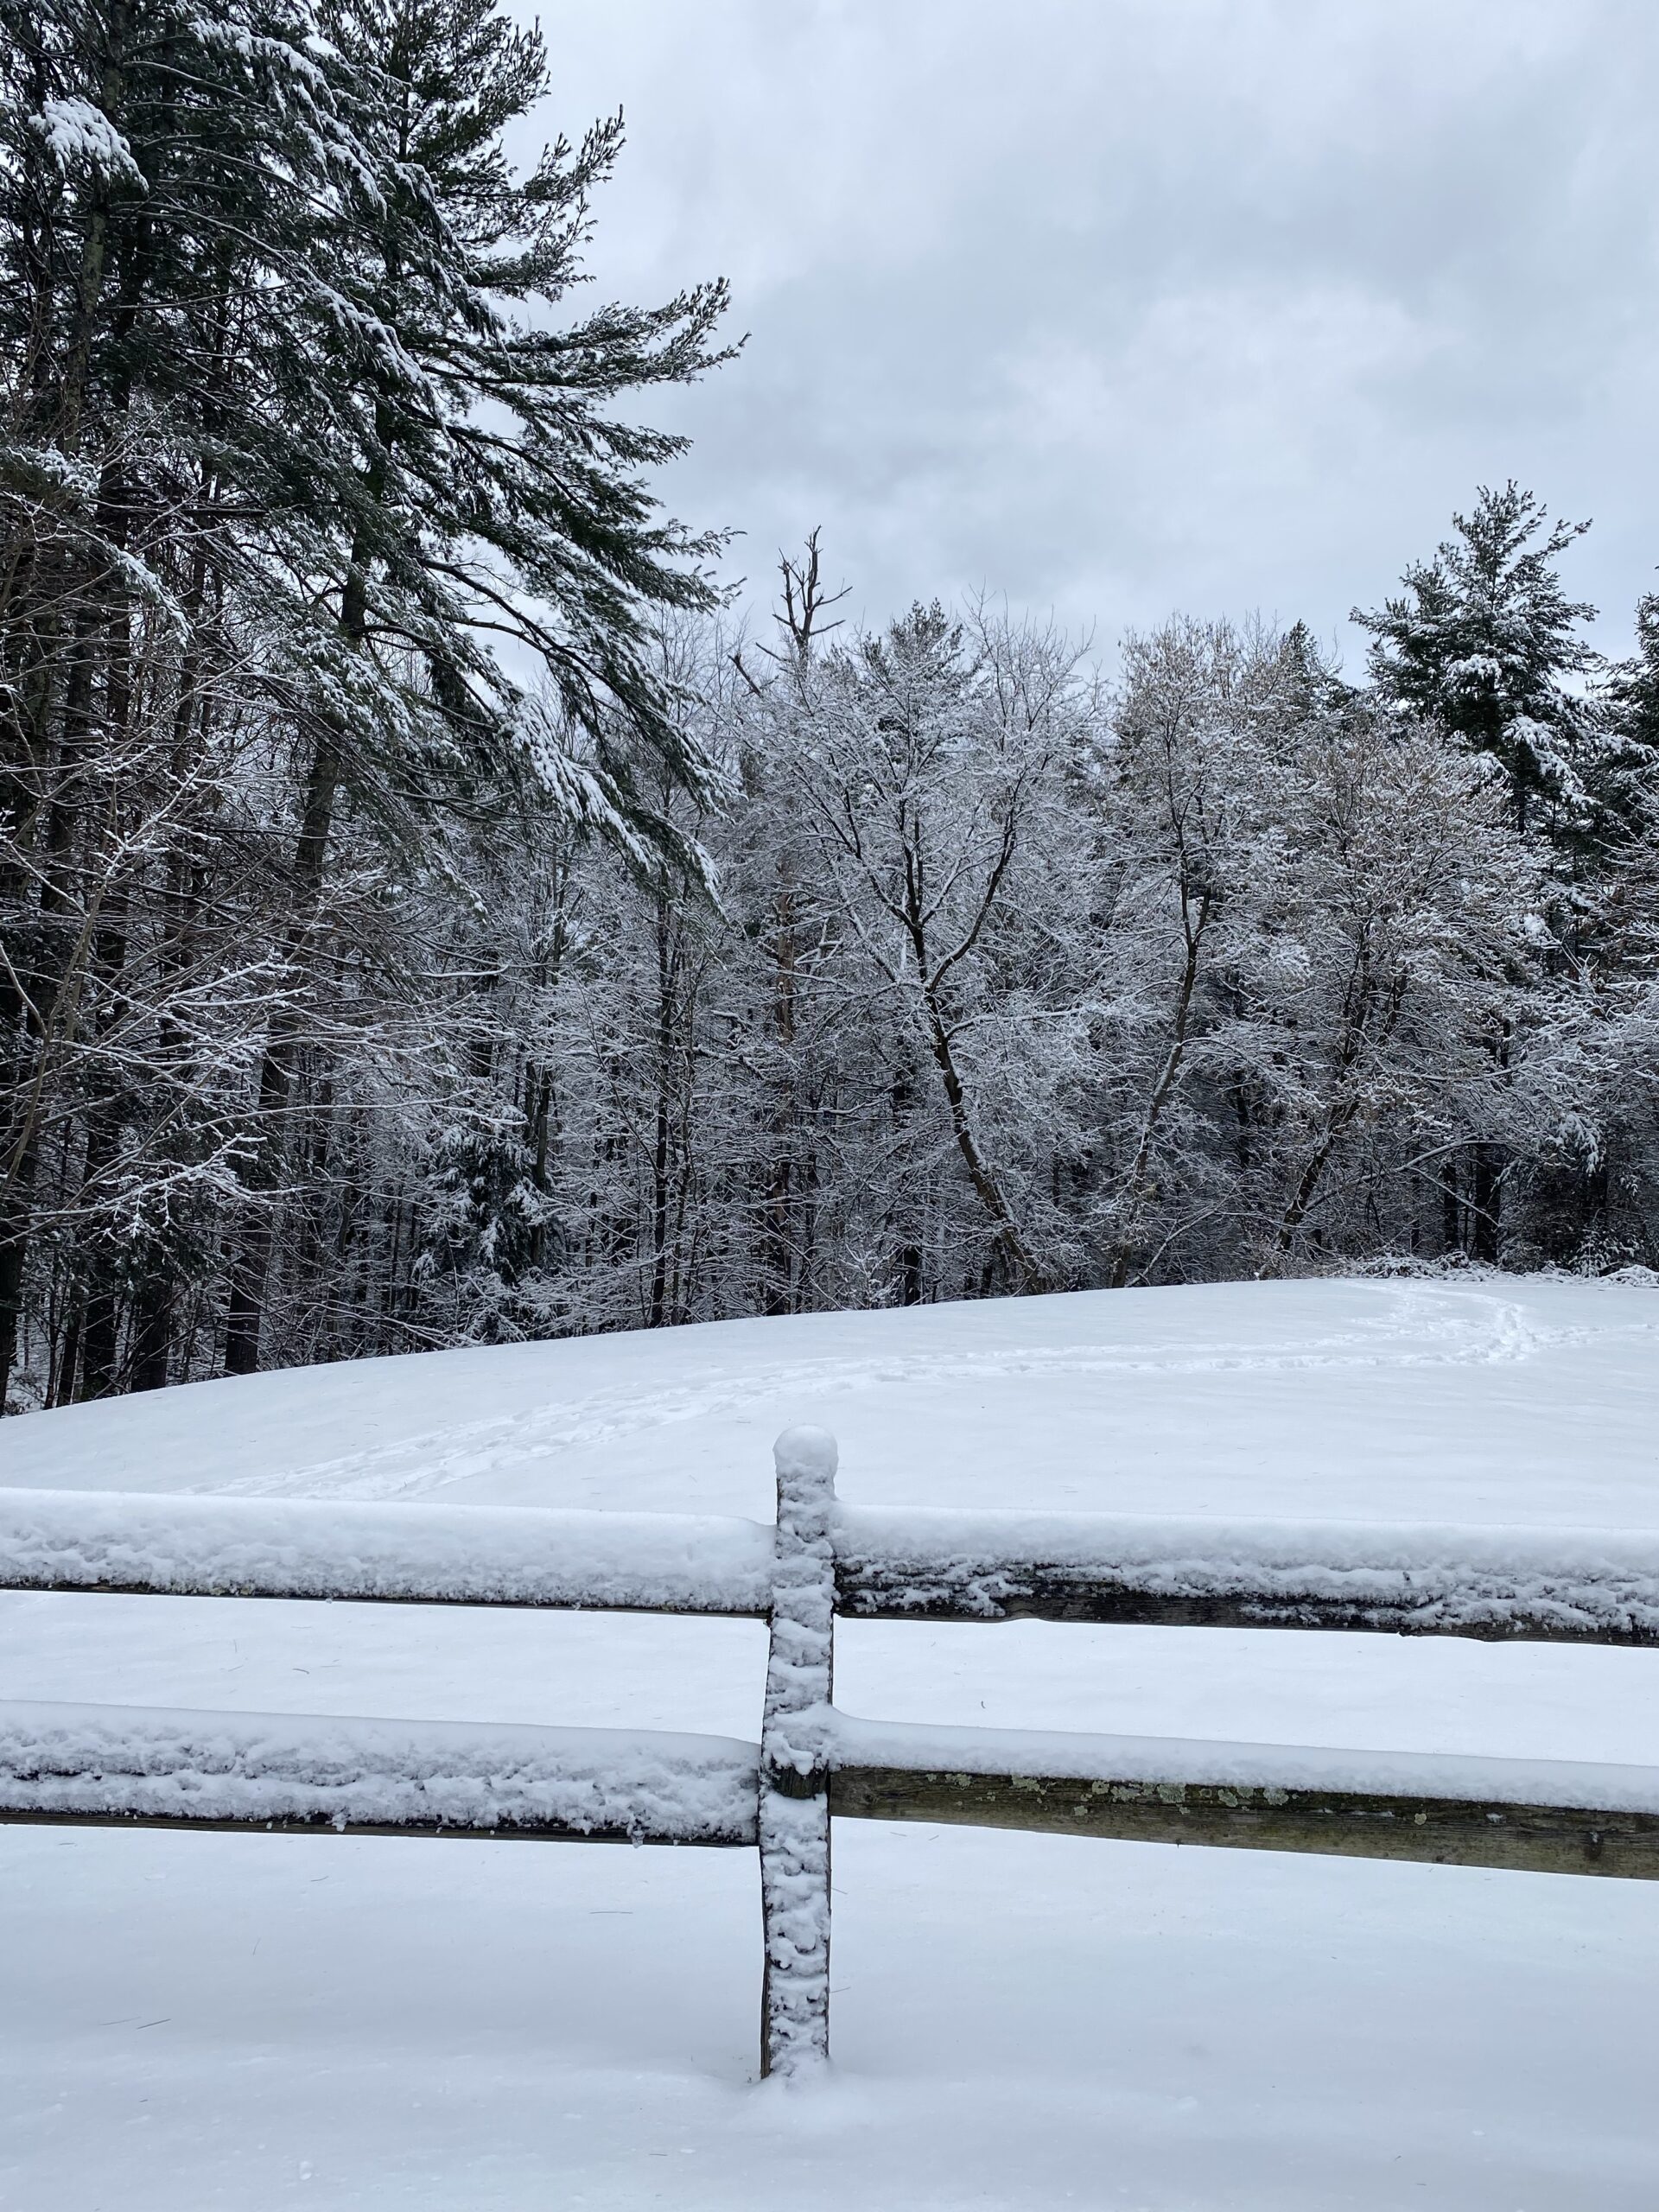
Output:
[3, 1274, 1657, 2209]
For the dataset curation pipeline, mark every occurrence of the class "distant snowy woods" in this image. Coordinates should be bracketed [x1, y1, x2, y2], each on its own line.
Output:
[5, 3, 1659, 1409]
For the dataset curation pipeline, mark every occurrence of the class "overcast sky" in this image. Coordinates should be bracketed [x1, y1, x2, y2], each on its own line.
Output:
[526, 0, 1659, 666]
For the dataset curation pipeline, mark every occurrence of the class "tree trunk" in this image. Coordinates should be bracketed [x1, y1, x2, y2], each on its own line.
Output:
[0, 1216, 30, 1410]
[647, 898, 674, 1329]
[128, 1269, 173, 1393]
[1109, 888, 1210, 1287]
[1442, 1156, 1461, 1255]
[760, 873, 799, 1315]
[921, 999, 1044, 1291]
[1471, 1143, 1501, 1265]
[223, 723, 343, 1375]
[79, 1287, 119, 1398]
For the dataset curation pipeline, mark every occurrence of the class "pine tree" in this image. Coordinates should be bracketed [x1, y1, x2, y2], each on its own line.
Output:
[0, 0, 372, 1404]
[0, 0, 737, 1397]
[203, 0, 738, 1371]
[1353, 481, 1599, 842]
[1598, 594, 1659, 847]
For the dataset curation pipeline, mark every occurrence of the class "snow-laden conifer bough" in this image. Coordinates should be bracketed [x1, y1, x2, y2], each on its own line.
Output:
[2, 1427, 1658, 2077]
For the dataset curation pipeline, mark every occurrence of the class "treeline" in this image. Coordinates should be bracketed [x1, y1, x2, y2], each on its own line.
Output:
[5, 2, 1659, 1410]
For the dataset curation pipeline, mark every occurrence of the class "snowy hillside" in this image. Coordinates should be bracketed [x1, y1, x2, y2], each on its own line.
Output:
[3, 1276, 1658, 2209]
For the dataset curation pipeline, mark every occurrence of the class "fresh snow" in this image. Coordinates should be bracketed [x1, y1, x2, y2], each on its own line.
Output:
[834, 1503, 1659, 1637]
[757, 1426, 837, 2075]
[0, 1701, 755, 1842]
[29, 97, 146, 186]
[12, 1477, 1659, 1640]
[3, 1275, 1659, 2208]
[0, 1486, 773, 1612]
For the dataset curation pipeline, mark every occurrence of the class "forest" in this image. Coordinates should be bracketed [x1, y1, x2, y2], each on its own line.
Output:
[5, 0, 1659, 1412]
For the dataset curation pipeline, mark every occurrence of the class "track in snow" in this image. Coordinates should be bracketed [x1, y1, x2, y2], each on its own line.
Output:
[198, 1282, 1631, 1503]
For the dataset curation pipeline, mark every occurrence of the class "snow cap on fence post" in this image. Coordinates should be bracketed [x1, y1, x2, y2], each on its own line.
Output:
[759, 1426, 838, 2079]
[772, 1426, 837, 1533]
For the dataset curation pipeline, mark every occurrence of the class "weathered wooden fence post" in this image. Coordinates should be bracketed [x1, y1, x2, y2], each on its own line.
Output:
[759, 1425, 838, 2077]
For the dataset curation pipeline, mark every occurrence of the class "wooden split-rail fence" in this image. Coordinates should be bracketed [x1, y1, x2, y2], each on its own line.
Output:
[2, 1425, 1658, 2076]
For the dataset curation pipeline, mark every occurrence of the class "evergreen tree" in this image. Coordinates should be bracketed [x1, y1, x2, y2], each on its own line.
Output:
[0, 0, 737, 1397]
[1598, 593, 1659, 848]
[1353, 481, 1600, 842]
[0, 0, 371, 1404]
[207, 0, 737, 1370]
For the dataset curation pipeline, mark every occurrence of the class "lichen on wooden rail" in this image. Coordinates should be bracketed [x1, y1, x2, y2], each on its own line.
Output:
[837, 1572, 1659, 1642]
[830, 1767, 1659, 1878]
[0, 1805, 753, 1845]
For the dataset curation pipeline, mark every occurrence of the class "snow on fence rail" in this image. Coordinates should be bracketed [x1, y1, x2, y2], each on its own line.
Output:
[0, 1702, 758, 1845]
[834, 1506, 1659, 1643]
[3, 1432, 1658, 2076]
[0, 1485, 775, 1614]
[7, 1482, 1659, 1643]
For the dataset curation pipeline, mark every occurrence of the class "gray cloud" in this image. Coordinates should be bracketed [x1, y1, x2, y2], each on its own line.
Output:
[521, 0, 1659, 662]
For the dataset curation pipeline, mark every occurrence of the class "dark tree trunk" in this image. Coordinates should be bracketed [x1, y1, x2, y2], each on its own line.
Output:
[80, 1288, 120, 1398]
[50, 1291, 84, 1408]
[128, 1270, 173, 1392]
[1471, 1144, 1502, 1264]
[224, 723, 344, 1375]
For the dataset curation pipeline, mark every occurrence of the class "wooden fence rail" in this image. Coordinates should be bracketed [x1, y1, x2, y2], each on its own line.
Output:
[3, 1427, 1657, 2076]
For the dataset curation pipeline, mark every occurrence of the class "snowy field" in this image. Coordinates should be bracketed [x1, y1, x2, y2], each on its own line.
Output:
[3, 1274, 1658, 2209]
